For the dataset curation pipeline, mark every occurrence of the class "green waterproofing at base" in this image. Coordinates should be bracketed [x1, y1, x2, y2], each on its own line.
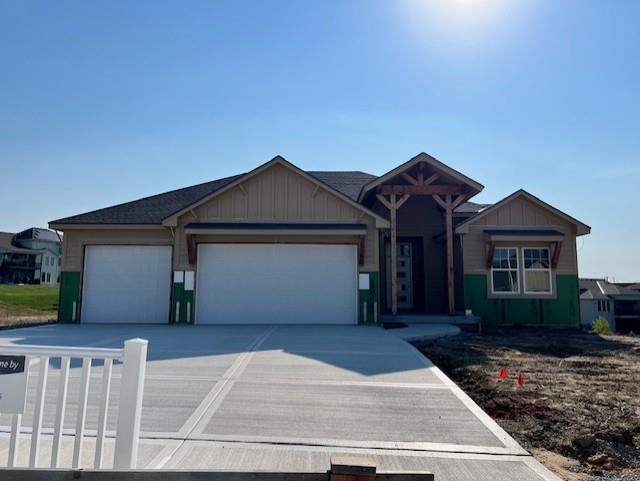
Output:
[58, 271, 81, 323]
[172, 280, 194, 324]
[358, 272, 379, 324]
[464, 274, 580, 326]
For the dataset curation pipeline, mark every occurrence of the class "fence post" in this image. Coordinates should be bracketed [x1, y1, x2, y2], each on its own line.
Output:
[113, 338, 148, 469]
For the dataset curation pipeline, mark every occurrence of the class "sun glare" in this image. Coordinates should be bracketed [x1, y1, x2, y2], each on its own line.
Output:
[400, 0, 513, 44]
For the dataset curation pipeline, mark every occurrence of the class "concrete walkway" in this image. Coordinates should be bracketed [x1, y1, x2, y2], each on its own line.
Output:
[0, 324, 559, 480]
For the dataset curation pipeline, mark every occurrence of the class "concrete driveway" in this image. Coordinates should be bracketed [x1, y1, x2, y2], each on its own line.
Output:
[0, 324, 559, 480]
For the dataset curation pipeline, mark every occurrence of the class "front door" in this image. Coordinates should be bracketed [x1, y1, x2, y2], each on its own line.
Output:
[386, 242, 414, 310]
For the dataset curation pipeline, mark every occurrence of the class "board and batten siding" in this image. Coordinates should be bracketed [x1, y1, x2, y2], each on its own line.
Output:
[461, 195, 581, 327]
[174, 163, 380, 271]
[461, 196, 578, 276]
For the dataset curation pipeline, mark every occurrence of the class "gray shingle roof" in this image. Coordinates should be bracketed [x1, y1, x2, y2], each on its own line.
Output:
[580, 278, 640, 301]
[50, 175, 244, 225]
[50, 171, 379, 226]
[579, 279, 610, 300]
[307, 171, 377, 201]
[454, 201, 492, 214]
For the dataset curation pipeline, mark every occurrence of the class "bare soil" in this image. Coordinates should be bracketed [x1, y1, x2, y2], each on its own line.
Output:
[417, 328, 640, 481]
[0, 305, 56, 327]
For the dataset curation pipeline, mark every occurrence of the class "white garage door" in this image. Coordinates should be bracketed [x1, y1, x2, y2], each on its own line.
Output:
[82, 245, 172, 324]
[196, 244, 357, 324]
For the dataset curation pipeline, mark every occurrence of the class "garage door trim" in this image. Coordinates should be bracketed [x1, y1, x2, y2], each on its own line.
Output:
[80, 244, 173, 324]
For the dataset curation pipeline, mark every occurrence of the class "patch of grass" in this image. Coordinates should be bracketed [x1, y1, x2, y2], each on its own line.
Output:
[591, 316, 612, 335]
[0, 284, 59, 312]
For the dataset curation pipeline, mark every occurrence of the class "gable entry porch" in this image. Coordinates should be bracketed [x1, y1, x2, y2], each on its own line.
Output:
[359, 153, 484, 319]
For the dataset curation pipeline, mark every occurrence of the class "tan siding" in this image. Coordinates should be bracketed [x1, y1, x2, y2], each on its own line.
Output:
[462, 197, 579, 275]
[61, 229, 173, 271]
[193, 164, 361, 222]
[173, 217, 378, 271]
[174, 163, 379, 271]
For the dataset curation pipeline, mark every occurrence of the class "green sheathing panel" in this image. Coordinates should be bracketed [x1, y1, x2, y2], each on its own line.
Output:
[58, 271, 81, 323]
[172, 276, 194, 324]
[464, 274, 580, 327]
[358, 272, 379, 324]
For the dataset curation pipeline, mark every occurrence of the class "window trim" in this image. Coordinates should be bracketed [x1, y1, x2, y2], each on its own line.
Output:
[490, 246, 520, 295]
[522, 247, 553, 295]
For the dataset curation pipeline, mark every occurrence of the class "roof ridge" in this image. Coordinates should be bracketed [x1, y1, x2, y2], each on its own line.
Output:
[307, 170, 377, 176]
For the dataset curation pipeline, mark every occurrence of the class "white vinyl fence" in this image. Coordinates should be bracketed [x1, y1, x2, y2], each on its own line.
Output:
[0, 338, 148, 470]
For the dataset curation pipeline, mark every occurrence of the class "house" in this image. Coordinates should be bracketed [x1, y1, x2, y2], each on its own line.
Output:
[49, 153, 590, 325]
[0, 228, 62, 285]
[579, 278, 617, 330]
[579, 278, 640, 332]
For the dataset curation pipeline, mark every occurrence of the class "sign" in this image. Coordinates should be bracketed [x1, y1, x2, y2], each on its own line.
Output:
[0, 355, 29, 414]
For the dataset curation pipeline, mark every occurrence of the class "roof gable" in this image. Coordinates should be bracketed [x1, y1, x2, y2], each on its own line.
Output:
[164, 156, 390, 228]
[359, 152, 484, 202]
[455, 189, 591, 236]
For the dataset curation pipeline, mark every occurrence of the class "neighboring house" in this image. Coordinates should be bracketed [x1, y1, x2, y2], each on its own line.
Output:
[579, 278, 617, 330]
[49, 153, 590, 325]
[0, 228, 62, 285]
[580, 278, 640, 332]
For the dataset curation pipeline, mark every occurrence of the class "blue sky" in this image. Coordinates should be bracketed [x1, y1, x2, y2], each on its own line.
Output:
[1, 0, 638, 280]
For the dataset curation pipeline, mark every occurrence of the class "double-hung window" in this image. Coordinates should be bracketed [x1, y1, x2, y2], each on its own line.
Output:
[491, 247, 519, 293]
[523, 247, 552, 294]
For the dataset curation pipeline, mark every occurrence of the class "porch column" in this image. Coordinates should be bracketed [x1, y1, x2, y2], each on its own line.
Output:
[376, 192, 409, 317]
[390, 194, 397, 315]
[444, 195, 454, 315]
[433, 194, 466, 315]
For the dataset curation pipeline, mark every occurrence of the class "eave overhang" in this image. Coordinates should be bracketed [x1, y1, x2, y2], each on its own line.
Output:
[483, 229, 565, 242]
[48, 223, 166, 230]
[184, 222, 368, 236]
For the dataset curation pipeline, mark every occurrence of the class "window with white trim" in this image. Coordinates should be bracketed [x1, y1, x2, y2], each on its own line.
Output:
[491, 247, 519, 293]
[523, 247, 552, 294]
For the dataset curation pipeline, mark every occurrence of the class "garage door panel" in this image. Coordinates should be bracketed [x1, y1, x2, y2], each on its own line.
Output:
[82, 246, 172, 324]
[196, 244, 357, 324]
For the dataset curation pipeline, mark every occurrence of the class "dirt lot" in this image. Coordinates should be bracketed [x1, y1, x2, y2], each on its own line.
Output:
[417, 328, 640, 481]
[0, 305, 55, 327]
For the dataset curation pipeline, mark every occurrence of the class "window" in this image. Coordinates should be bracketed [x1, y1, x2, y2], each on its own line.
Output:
[46, 272, 51, 283]
[606, 300, 611, 312]
[491, 247, 519, 293]
[523, 247, 552, 294]
[58, 257, 61, 266]
[41, 272, 46, 282]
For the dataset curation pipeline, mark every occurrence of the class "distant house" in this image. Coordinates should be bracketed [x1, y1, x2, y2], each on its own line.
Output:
[579, 278, 640, 332]
[0, 228, 62, 285]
